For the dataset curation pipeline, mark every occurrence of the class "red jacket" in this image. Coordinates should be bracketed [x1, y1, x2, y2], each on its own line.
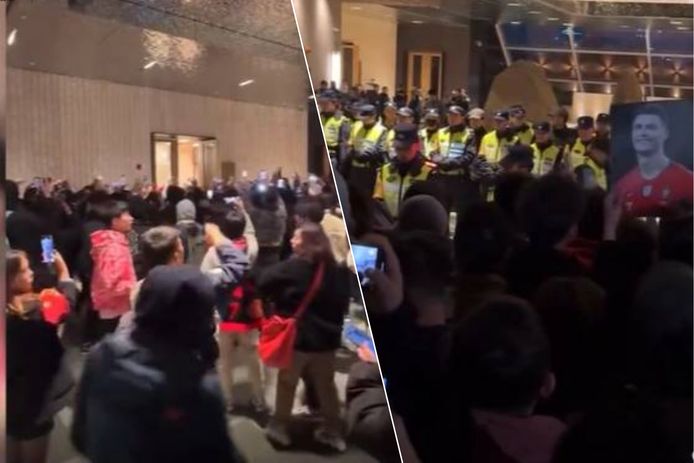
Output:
[90, 230, 136, 317]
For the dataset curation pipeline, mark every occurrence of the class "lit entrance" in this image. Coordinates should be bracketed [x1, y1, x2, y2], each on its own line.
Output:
[407, 51, 443, 99]
[151, 133, 219, 187]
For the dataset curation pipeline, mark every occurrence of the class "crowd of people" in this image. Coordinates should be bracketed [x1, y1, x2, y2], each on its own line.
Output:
[324, 79, 692, 462]
[5, 171, 398, 463]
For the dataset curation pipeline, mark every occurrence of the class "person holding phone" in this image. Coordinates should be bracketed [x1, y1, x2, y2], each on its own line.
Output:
[7, 249, 76, 463]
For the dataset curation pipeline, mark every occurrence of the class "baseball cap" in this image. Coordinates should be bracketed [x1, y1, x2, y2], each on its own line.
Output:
[596, 113, 610, 123]
[577, 116, 595, 130]
[424, 109, 439, 120]
[448, 105, 466, 115]
[494, 110, 510, 121]
[533, 121, 551, 132]
[360, 104, 377, 117]
[393, 123, 419, 149]
[397, 107, 415, 118]
[467, 108, 485, 119]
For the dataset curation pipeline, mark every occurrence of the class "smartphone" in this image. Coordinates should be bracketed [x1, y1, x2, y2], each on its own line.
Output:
[352, 243, 384, 287]
[206, 190, 213, 199]
[41, 235, 55, 264]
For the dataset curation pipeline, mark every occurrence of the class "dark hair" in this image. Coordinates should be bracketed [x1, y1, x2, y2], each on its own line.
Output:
[402, 179, 446, 209]
[90, 200, 129, 227]
[494, 172, 534, 227]
[166, 186, 186, 206]
[393, 230, 453, 292]
[5, 180, 19, 211]
[578, 187, 605, 241]
[205, 202, 246, 240]
[455, 202, 514, 274]
[140, 227, 181, 274]
[517, 174, 585, 246]
[449, 296, 550, 411]
[295, 198, 325, 224]
[633, 104, 670, 129]
[7, 249, 27, 296]
[295, 222, 335, 265]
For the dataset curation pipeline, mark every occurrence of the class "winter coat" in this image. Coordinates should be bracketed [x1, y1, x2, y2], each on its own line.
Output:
[90, 230, 136, 318]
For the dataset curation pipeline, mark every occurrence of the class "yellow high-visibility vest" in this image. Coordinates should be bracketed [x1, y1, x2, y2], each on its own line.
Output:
[418, 128, 440, 159]
[568, 138, 607, 189]
[531, 143, 562, 176]
[479, 130, 518, 164]
[373, 159, 436, 218]
[322, 114, 349, 148]
[349, 122, 388, 167]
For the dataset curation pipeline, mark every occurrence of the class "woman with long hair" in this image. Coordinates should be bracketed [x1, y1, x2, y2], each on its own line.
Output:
[7, 249, 76, 463]
[258, 222, 351, 452]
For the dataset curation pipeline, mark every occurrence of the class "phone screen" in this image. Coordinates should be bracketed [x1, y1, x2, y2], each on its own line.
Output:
[352, 243, 383, 287]
[41, 235, 55, 263]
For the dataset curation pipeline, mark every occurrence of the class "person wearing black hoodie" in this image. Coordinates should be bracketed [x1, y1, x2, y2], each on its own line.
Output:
[71, 266, 243, 463]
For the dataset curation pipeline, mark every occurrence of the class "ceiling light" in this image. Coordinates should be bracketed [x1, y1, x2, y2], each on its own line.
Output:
[670, 20, 683, 25]
[676, 26, 689, 31]
[508, 2, 521, 6]
[143, 60, 157, 70]
[510, 21, 523, 25]
[529, 10, 541, 14]
[619, 25, 630, 29]
[29, 61, 35, 67]
[238, 79, 254, 87]
[547, 17, 560, 21]
[7, 29, 17, 46]
[562, 22, 572, 27]
[350, 6, 362, 10]
[411, 20, 424, 24]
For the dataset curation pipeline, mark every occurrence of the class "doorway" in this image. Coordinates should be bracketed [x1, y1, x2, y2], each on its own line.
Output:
[151, 133, 219, 187]
[407, 51, 443, 99]
[342, 42, 360, 87]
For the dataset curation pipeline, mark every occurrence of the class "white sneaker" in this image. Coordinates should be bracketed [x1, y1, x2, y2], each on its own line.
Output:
[266, 422, 291, 447]
[313, 427, 347, 452]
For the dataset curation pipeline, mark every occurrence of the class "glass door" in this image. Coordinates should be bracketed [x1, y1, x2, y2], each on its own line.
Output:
[407, 52, 443, 99]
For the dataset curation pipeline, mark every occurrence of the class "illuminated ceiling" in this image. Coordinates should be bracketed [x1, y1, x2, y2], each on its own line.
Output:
[346, 0, 693, 98]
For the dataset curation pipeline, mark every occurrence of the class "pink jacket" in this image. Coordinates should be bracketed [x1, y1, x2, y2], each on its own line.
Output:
[90, 230, 136, 317]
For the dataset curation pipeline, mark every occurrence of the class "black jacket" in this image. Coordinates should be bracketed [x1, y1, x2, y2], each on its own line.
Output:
[72, 266, 241, 463]
[258, 258, 350, 352]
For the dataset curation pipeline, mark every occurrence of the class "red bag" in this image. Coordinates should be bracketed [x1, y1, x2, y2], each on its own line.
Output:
[39, 289, 70, 325]
[258, 262, 325, 369]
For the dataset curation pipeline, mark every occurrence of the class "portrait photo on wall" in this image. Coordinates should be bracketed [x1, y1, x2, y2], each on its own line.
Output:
[610, 99, 694, 217]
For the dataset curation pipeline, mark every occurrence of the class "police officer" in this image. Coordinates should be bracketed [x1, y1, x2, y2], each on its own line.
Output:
[568, 116, 608, 189]
[479, 110, 519, 164]
[345, 104, 389, 196]
[432, 105, 473, 212]
[548, 106, 578, 148]
[386, 107, 415, 159]
[319, 90, 351, 170]
[373, 123, 436, 219]
[596, 112, 611, 143]
[466, 108, 487, 155]
[530, 121, 562, 176]
[509, 104, 534, 145]
[382, 102, 398, 131]
[419, 109, 441, 159]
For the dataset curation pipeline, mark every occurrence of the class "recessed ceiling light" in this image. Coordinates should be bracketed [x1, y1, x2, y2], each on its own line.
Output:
[351, 6, 362, 10]
[547, 17, 560, 22]
[562, 22, 572, 27]
[7, 29, 17, 46]
[510, 21, 523, 25]
[670, 20, 683, 25]
[529, 10, 541, 14]
[411, 20, 424, 24]
[676, 26, 689, 31]
[619, 25, 630, 29]
[508, 2, 521, 6]
[238, 79, 254, 87]
[143, 60, 157, 70]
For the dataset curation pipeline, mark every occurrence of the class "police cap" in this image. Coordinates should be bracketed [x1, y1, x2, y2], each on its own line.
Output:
[510, 104, 526, 116]
[577, 116, 595, 129]
[360, 104, 377, 117]
[533, 121, 551, 132]
[494, 110, 510, 121]
[397, 107, 415, 118]
[424, 109, 439, 120]
[448, 105, 466, 115]
[467, 108, 485, 119]
[596, 113, 610, 124]
[393, 123, 419, 149]
[317, 90, 339, 101]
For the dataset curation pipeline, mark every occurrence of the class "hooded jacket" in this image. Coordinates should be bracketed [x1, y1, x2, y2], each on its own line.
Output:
[90, 229, 136, 318]
[72, 266, 241, 463]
